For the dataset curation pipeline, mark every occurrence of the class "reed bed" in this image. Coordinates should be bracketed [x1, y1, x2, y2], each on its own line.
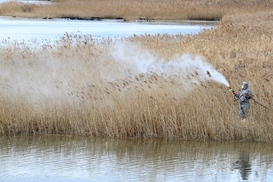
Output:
[1, 0, 273, 20]
[0, 4, 273, 142]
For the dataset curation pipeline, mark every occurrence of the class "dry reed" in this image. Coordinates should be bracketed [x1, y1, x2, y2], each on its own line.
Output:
[0, 0, 273, 20]
[0, 1, 273, 142]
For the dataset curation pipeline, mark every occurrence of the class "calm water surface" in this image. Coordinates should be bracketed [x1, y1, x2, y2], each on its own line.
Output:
[0, 17, 215, 44]
[1, 136, 273, 182]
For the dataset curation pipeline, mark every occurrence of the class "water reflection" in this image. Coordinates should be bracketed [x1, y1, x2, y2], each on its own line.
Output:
[1, 136, 273, 181]
[234, 151, 252, 180]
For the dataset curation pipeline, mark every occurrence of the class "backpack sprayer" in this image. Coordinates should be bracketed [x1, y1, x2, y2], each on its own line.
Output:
[228, 85, 271, 110]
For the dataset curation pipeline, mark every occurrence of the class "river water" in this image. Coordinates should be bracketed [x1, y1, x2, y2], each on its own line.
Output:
[0, 17, 215, 44]
[1, 136, 273, 182]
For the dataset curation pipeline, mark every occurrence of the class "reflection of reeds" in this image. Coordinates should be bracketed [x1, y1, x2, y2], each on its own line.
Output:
[0, 0, 273, 20]
[0, 10, 273, 141]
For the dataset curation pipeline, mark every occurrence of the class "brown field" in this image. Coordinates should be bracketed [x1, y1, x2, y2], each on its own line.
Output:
[0, 0, 273, 142]
[0, 0, 273, 20]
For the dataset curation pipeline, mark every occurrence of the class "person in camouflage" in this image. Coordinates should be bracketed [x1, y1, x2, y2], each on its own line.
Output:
[231, 82, 252, 121]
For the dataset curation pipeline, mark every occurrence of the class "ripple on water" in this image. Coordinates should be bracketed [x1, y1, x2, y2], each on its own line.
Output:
[0, 136, 273, 181]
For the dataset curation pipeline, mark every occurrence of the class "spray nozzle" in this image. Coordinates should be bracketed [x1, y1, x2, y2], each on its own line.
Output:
[228, 86, 236, 94]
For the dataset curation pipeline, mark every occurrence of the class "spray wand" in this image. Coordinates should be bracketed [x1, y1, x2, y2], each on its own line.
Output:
[228, 86, 272, 110]
[228, 86, 236, 95]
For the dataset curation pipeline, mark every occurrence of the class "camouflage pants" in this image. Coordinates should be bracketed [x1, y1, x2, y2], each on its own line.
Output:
[239, 103, 250, 119]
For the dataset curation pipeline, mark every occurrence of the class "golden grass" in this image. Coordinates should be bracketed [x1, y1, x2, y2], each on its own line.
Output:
[0, 2, 273, 142]
[1, 0, 273, 20]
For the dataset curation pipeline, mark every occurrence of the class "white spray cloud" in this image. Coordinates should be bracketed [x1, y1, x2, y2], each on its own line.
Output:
[0, 41, 229, 113]
[0, 55, 81, 114]
[110, 41, 229, 87]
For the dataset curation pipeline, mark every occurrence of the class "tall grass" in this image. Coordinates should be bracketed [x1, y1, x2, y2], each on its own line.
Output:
[0, 0, 273, 20]
[0, 7, 273, 142]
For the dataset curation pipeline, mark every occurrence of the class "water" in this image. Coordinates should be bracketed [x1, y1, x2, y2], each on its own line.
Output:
[0, 17, 215, 44]
[1, 136, 273, 182]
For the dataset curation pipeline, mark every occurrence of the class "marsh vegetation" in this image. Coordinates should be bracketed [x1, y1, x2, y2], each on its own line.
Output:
[0, 0, 272, 20]
[0, 0, 272, 141]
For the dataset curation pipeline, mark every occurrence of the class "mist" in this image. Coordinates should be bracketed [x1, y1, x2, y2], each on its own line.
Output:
[110, 41, 229, 87]
[0, 40, 230, 114]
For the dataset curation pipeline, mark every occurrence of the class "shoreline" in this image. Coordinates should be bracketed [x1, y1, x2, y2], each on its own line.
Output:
[0, 15, 219, 26]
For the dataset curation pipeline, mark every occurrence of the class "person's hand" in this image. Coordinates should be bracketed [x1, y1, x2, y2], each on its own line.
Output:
[229, 89, 236, 95]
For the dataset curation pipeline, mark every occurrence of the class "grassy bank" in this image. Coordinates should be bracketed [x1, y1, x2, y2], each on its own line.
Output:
[0, 1, 273, 142]
[0, 0, 273, 20]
